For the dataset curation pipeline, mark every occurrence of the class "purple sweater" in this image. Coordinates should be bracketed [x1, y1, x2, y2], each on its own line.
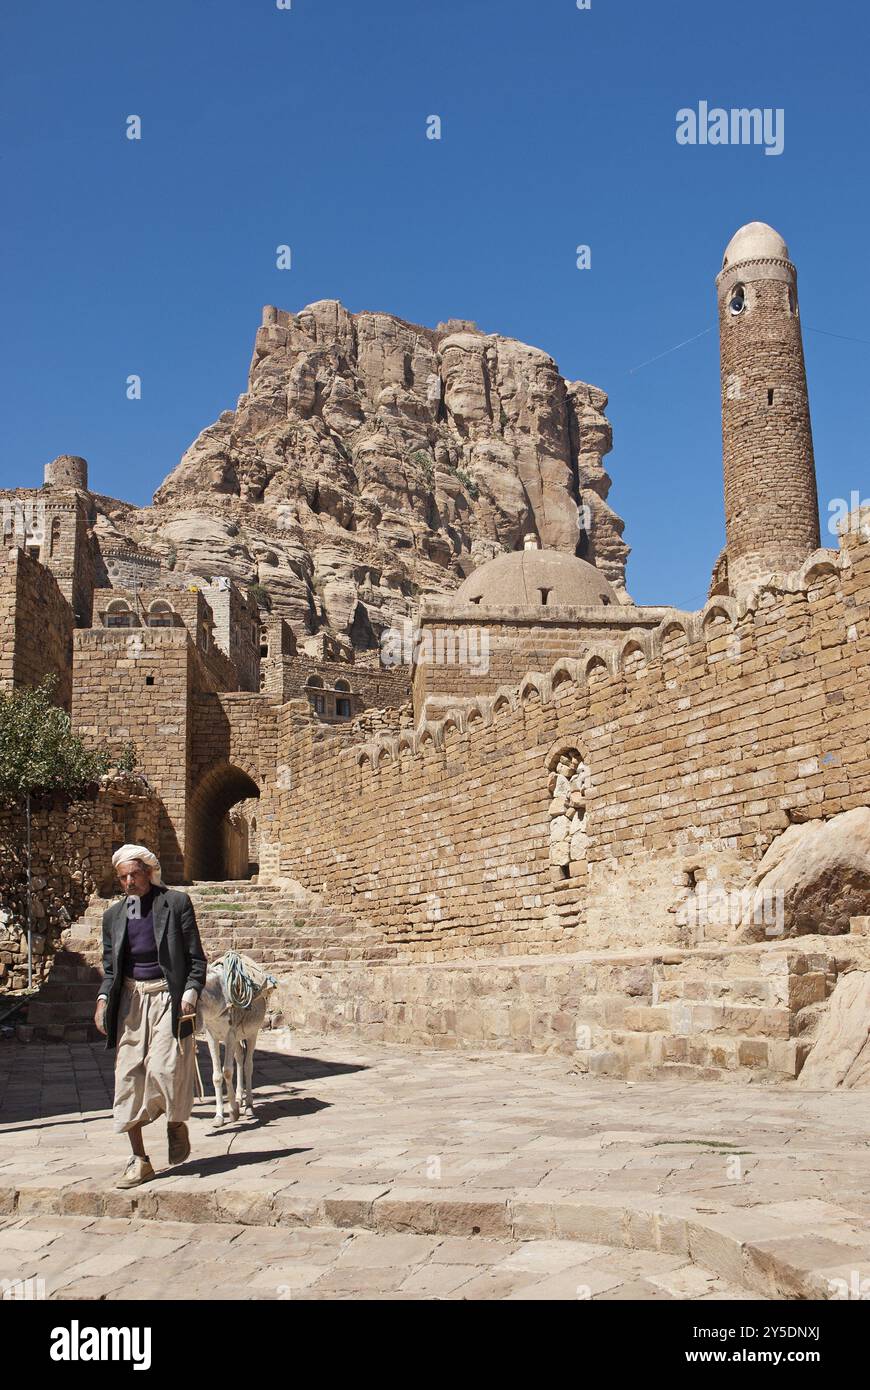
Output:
[121, 888, 163, 981]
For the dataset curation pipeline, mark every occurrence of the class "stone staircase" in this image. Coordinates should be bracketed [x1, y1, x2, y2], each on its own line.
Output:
[581, 943, 837, 1081]
[14, 879, 395, 1042]
[20, 947, 105, 1044]
[186, 881, 397, 969]
[277, 937, 866, 1083]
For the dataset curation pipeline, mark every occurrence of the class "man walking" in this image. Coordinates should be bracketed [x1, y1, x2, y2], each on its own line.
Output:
[94, 844, 207, 1188]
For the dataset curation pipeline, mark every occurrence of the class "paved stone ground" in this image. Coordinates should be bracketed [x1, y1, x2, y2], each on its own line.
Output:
[1, 1031, 869, 1300]
[1, 1214, 755, 1301]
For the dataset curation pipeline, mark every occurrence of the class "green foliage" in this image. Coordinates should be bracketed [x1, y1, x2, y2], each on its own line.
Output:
[410, 449, 434, 486]
[247, 583, 273, 612]
[0, 677, 110, 802]
[165, 544, 177, 570]
[116, 741, 138, 774]
[454, 468, 480, 500]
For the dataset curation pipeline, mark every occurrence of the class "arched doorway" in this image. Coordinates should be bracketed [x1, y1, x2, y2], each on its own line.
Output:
[187, 763, 261, 881]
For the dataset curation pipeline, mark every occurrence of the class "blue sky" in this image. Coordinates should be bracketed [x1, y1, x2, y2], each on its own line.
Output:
[2, 0, 868, 609]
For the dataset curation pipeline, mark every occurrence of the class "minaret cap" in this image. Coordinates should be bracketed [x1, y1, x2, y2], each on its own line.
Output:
[722, 222, 789, 269]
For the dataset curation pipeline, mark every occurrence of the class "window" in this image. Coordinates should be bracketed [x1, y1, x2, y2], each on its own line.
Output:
[767, 389, 775, 405]
[539, 587, 551, 606]
[334, 679, 350, 692]
[314, 694, 325, 714]
[306, 675, 324, 689]
[336, 698, 351, 717]
[49, 518, 62, 558]
[106, 601, 134, 628]
[145, 675, 155, 686]
[147, 601, 174, 628]
[729, 285, 746, 315]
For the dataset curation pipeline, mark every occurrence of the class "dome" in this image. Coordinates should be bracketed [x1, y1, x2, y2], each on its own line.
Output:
[722, 222, 789, 269]
[455, 547, 618, 608]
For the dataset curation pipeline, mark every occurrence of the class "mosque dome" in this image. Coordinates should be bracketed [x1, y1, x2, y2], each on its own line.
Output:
[455, 539, 618, 609]
[722, 222, 789, 269]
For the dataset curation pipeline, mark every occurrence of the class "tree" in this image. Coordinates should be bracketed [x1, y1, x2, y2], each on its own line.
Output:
[0, 677, 110, 987]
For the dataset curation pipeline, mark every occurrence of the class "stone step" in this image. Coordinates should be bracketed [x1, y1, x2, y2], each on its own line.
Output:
[583, 1028, 809, 1081]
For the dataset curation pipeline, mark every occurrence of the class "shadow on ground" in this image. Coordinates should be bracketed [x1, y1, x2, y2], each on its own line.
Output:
[0, 1038, 369, 1126]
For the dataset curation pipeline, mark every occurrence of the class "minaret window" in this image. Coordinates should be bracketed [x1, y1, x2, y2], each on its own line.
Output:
[539, 587, 552, 606]
[729, 285, 746, 315]
[767, 389, 775, 405]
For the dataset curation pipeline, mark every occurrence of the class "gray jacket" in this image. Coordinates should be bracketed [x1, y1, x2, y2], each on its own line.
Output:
[97, 885, 208, 1049]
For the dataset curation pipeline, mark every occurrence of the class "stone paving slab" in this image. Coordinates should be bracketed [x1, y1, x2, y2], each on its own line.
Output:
[0, 1215, 755, 1301]
[1, 1030, 869, 1299]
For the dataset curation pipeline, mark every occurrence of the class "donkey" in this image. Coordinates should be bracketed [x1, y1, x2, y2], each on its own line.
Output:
[196, 954, 276, 1125]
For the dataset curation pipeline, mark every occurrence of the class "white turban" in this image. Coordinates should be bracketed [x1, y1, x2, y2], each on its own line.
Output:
[111, 844, 162, 885]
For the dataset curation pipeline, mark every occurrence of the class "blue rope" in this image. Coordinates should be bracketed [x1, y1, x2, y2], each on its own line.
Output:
[219, 951, 277, 1009]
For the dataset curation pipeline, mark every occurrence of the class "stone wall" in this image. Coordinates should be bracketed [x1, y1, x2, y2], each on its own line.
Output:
[717, 260, 820, 589]
[72, 628, 194, 882]
[273, 525, 870, 961]
[0, 780, 158, 989]
[413, 602, 670, 718]
[187, 692, 281, 879]
[273, 938, 855, 1081]
[200, 581, 260, 692]
[0, 548, 74, 709]
[264, 651, 411, 714]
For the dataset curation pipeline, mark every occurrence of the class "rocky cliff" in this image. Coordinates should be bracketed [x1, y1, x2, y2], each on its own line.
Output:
[96, 300, 629, 650]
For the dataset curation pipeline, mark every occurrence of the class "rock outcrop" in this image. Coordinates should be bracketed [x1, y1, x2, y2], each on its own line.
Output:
[96, 301, 628, 649]
[797, 970, 870, 1087]
[736, 808, 870, 941]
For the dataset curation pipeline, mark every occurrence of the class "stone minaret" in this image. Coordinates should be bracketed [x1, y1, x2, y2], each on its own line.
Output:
[716, 222, 820, 591]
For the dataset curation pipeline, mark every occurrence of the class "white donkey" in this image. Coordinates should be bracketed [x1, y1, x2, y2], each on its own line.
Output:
[195, 952, 277, 1125]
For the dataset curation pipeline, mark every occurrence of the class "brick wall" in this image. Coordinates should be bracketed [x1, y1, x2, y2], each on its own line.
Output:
[272, 526, 870, 961]
[0, 549, 73, 709]
[188, 692, 281, 879]
[717, 261, 820, 588]
[72, 628, 194, 882]
[413, 603, 669, 717]
[264, 651, 411, 714]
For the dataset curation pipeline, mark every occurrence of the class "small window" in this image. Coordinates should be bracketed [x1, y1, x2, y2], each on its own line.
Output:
[469, 595, 482, 605]
[539, 588, 551, 606]
[145, 675, 155, 686]
[729, 285, 746, 316]
[26, 546, 40, 560]
[336, 697, 351, 717]
[106, 601, 134, 628]
[147, 601, 174, 628]
[314, 694, 325, 714]
[334, 679, 350, 692]
[767, 388, 775, 405]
